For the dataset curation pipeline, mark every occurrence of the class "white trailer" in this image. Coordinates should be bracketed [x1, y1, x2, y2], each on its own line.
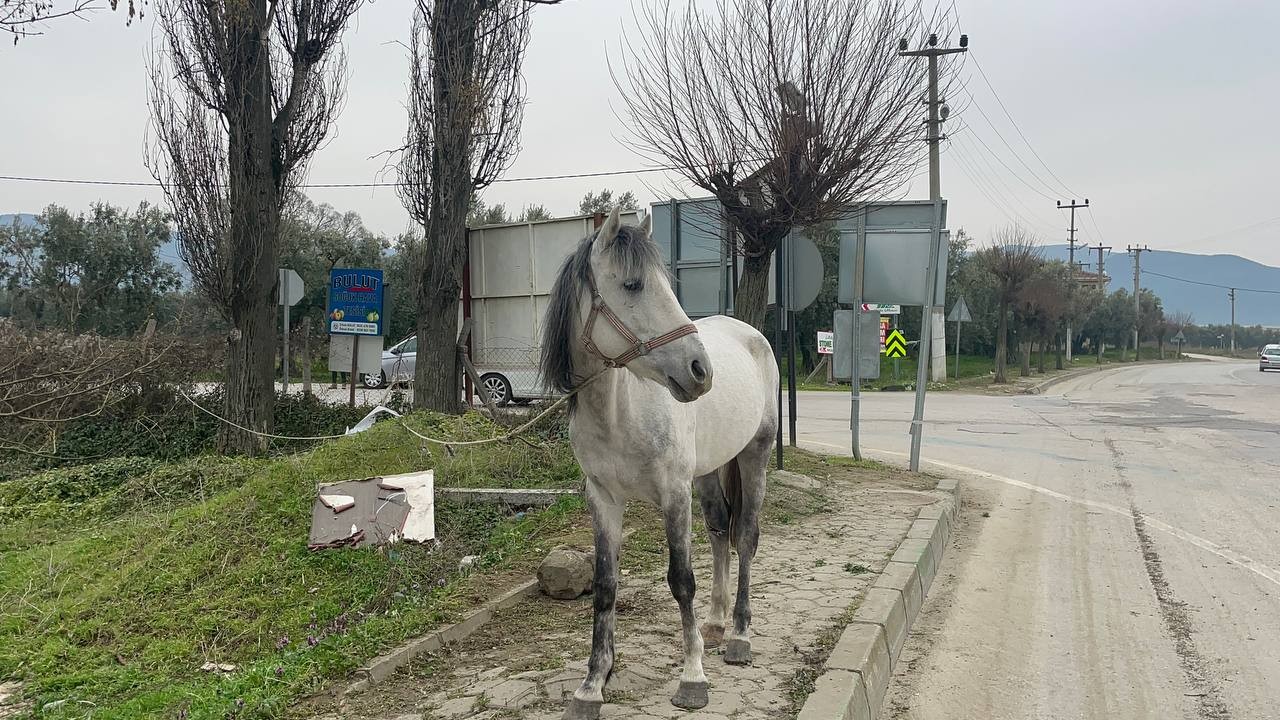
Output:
[464, 211, 642, 404]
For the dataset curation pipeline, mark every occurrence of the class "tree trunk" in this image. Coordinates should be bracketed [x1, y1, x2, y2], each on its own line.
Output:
[733, 250, 772, 331]
[415, 291, 462, 411]
[1055, 331, 1064, 370]
[1038, 337, 1047, 373]
[218, 0, 280, 455]
[412, 0, 483, 413]
[1019, 341, 1032, 377]
[994, 300, 1009, 383]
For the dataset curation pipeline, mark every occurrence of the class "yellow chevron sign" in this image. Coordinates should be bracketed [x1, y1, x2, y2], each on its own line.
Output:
[884, 329, 908, 358]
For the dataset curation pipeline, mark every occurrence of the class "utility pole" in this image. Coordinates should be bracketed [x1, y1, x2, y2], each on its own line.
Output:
[1228, 288, 1237, 354]
[1094, 244, 1112, 290]
[1058, 199, 1089, 363]
[899, 31, 967, 473]
[1128, 245, 1150, 361]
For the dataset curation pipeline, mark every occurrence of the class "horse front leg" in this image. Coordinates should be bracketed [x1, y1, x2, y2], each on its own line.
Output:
[563, 482, 623, 720]
[665, 494, 709, 710]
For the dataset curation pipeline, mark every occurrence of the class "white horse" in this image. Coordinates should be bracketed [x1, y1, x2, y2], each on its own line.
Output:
[540, 207, 778, 719]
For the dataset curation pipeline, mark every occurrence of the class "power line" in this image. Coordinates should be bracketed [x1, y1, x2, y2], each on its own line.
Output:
[1141, 268, 1280, 295]
[968, 51, 1079, 199]
[0, 165, 683, 189]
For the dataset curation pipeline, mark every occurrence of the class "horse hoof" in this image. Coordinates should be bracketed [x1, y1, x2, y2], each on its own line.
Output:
[671, 680, 709, 709]
[724, 638, 752, 665]
[562, 697, 603, 720]
[700, 622, 725, 647]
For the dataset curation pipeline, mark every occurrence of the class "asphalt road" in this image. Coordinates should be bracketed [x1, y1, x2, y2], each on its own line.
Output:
[788, 359, 1280, 719]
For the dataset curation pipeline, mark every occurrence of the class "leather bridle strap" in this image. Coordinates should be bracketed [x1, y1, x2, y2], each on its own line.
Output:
[582, 273, 699, 368]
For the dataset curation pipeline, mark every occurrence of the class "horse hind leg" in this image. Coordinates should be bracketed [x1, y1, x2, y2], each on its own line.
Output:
[563, 484, 623, 720]
[663, 494, 709, 710]
[694, 472, 732, 649]
[725, 439, 769, 666]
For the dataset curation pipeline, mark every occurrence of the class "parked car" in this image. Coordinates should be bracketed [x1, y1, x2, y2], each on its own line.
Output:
[1260, 344, 1280, 372]
[362, 335, 557, 406]
[363, 335, 417, 389]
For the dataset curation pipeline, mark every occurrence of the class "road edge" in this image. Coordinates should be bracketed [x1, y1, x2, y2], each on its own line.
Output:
[796, 475, 960, 720]
[1024, 357, 1198, 395]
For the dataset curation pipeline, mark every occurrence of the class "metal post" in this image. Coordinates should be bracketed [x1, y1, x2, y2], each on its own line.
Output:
[282, 271, 291, 394]
[850, 232, 866, 461]
[788, 309, 798, 446]
[911, 198, 943, 472]
[954, 318, 961, 379]
[893, 314, 901, 382]
[349, 335, 358, 408]
[774, 237, 785, 469]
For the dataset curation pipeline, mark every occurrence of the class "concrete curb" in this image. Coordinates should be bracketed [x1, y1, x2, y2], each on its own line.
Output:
[342, 579, 540, 695]
[341, 527, 637, 695]
[797, 476, 961, 720]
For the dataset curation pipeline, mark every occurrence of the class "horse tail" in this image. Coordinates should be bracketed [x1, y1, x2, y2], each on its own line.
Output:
[720, 456, 745, 547]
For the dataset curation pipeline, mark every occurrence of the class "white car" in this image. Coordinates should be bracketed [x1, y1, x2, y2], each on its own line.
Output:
[1260, 344, 1280, 372]
[363, 335, 556, 406]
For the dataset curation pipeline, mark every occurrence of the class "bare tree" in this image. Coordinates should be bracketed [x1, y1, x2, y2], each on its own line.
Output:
[980, 225, 1042, 384]
[1016, 260, 1070, 374]
[396, 0, 532, 412]
[1, 0, 139, 44]
[148, 0, 363, 453]
[618, 0, 948, 329]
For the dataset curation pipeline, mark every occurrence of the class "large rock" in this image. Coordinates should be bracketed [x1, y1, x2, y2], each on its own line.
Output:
[537, 546, 595, 600]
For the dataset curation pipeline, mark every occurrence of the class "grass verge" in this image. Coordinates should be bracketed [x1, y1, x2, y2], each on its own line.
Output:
[0, 411, 581, 720]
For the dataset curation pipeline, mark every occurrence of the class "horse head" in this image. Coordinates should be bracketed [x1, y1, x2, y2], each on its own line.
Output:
[542, 206, 713, 402]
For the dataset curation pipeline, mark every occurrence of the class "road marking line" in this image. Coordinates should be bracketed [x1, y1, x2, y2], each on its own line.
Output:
[798, 439, 1280, 590]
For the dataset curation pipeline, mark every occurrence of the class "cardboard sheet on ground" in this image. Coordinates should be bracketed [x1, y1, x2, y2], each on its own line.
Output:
[308, 470, 435, 549]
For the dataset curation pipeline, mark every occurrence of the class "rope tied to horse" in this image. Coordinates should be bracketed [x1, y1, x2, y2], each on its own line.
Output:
[175, 372, 603, 450]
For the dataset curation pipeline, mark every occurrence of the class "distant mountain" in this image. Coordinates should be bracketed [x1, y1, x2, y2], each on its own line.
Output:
[0, 213, 39, 229]
[1042, 244, 1280, 326]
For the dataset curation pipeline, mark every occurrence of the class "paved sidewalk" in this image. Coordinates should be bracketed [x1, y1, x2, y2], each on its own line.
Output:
[314, 468, 942, 720]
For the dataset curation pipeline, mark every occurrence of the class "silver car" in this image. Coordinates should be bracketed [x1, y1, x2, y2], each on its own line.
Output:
[1260, 344, 1280, 372]
[362, 335, 557, 406]
[363, 335, 417, 389]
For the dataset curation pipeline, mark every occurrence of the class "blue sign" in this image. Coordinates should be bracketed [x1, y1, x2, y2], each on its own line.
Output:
[328, 268, 384, 336]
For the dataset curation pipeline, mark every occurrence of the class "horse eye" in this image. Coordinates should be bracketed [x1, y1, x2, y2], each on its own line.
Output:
[623, 280, 643, 293]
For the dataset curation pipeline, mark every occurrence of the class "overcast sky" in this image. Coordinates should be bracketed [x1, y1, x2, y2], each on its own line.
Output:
[3, 0, 1279, 266]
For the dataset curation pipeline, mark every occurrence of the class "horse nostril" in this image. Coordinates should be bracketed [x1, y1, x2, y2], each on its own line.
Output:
[691, 359, 706, 383]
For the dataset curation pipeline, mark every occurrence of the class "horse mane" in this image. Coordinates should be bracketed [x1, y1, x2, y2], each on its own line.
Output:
[540, 223, 665, 396]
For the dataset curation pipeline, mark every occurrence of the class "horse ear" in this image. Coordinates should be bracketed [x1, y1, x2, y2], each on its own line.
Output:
[638, 211, 652, 235]
[597, 206, 622, 244]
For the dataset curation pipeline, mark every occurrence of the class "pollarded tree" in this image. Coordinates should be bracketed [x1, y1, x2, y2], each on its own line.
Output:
[148, 0, 365, 453]
[618, 0, 950, 330]
[979, 225, 1042, 383]
[396, 0, 534, 412]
